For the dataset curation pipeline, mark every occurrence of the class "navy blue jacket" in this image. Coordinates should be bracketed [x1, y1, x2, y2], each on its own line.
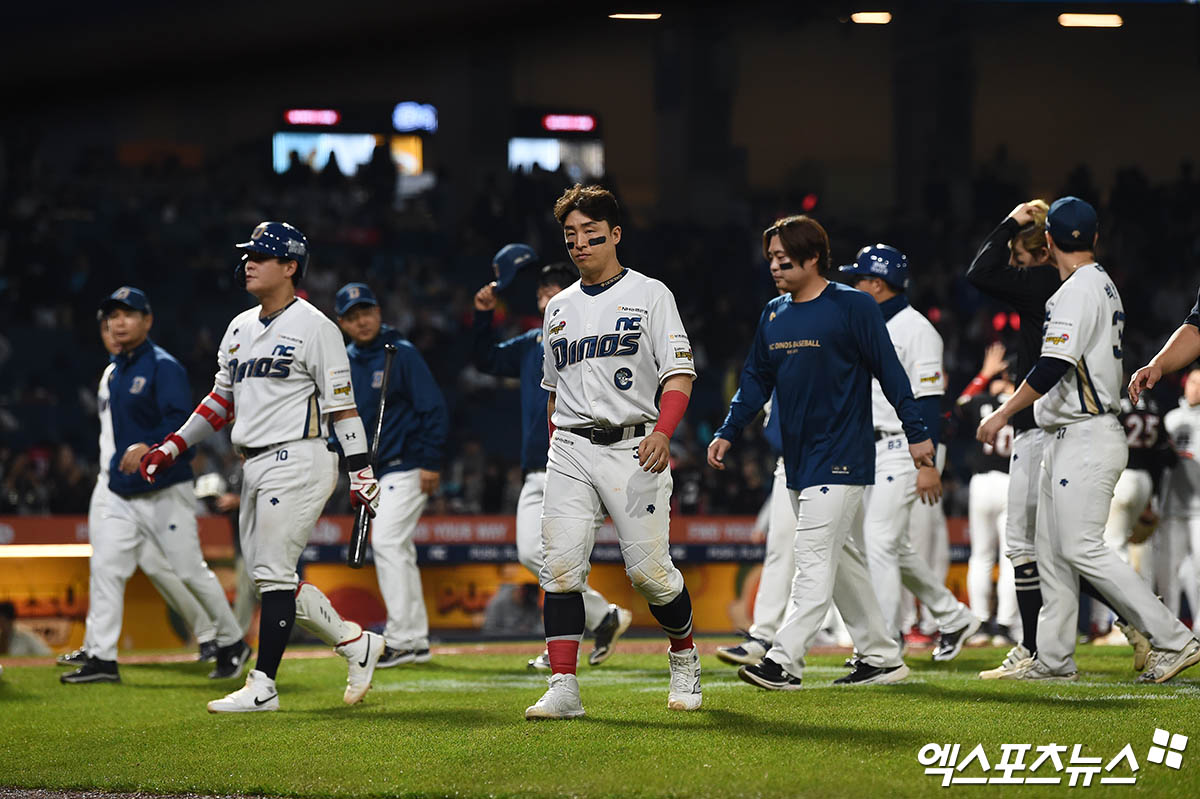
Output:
[107, 338, 195, 496]
[715, 282, 929, 491]
[347, 326, 447, 475]
[471, 309, 548, 471]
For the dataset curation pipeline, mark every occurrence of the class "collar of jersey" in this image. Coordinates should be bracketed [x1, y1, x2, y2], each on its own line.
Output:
[111, 337, 154, 366]
[259, 298, 299, 327]
[580, 268, 627, 296]
[879, 293, 909, 322]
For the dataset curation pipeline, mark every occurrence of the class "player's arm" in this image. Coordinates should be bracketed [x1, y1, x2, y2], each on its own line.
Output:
[639, 372, 694, 474]
[957, 342, 1009, 404]
[709, 308, 775, 471]
[1129, 312, 1200, 403]
[975, 366, 1060, 444]
[471, 284, 525, 377]
[909, 329, 947, 503]
[401, 346, 448, 495]
[121, 359, 193, 474]
[965, 204, 1044, 305]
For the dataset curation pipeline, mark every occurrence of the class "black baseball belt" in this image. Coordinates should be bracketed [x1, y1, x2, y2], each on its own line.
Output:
[566, 423, 647, 445]
[874, 429, 903, 442]
[237, 440, 294, 459]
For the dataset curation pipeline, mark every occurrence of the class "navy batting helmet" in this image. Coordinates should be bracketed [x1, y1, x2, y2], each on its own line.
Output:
[839, 244, 909, 291]
[234, 221, 310, 286]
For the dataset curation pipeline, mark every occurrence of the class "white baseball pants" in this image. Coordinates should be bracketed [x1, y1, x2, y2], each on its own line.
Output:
[1005, 428, 1044, 566]
[967, 470, 1018, 630]
[905, 495, 951, 634]
[1155, 514, 1200, 625]
[373, 469, 430, 651]
[749, 458, 796, 643]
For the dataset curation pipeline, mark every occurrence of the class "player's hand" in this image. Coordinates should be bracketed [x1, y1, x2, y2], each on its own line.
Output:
[916, 465, 943, 505]
[349, 465, 381, 518]
[638, 431, 671, 473]
[976, 408, 1008, 447]
[1007, 201, 1039, 227]
[474, 282, 498, 312]
[981, 342, 1009, 380]
[908, 438, 935, 470]
[1128, 364, 1162, 404]
[215, 493, 240, 513]
[120, 443, 150, 474]
[707, 437, 732, 470]
[138, 435, 184, 483]
[419, 469, 441, 496]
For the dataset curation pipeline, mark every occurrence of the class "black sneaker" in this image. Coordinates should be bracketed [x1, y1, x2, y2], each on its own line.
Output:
[833, 661, 910, 686]
[737, 658, 803, 691]
[716, 635, 770, 666]
[376, 646, 406, 668]
[208, 640, 251, 680]
[197, 640, 219, 662]
[588, 605, 633, 666]
[56, 648, 88, 667]
[61, 657, 120, 684]
[932, 617, 982, 662]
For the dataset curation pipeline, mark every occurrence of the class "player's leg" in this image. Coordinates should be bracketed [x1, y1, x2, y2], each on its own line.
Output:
[1154, 516, 1185, 617]
[596, 436, 700, 710]
[1187, 515, 1200, 633]
[994, 490, 1019, 643]
[1005, 429, 1043, 654]
[61, 481, 109, 667]
[862, 443, 916, 637]
[967, 473, 1000, 628]
[135, 536, 217, 656]
[371, 469, 431, 666]
[526, 433, 601, 720]
[910, 495, 950, 637]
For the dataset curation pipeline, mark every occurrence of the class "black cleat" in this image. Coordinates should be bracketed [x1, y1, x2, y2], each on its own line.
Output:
[376, 646, 406, 668]
[60, 657, 120, 684]
[737, 658, 803, 691]
[932, 617, 982, 662]
[56, 648, 88, 667]
[208, 640, 251, 680]
[833, 661, 910, 686]
[589, 605, 633, 666]
[197, 640, 219, 662]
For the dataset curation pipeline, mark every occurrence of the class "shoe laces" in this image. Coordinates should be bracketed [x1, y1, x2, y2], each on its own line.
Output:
[669, 651, 698, 692]
[1002, 645, 1030, 669]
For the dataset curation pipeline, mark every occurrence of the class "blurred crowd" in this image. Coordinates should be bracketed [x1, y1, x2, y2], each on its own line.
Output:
[3, 140, 1199, 518]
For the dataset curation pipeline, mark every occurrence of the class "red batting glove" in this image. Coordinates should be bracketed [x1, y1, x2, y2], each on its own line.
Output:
[349, 465, 381, 518]
[139, 433, 186, 483]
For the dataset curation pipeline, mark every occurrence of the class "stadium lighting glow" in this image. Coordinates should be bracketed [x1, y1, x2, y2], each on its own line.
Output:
[542, 114, 597, 133]
[1058, 13, 1123, 28]
[0, 544, 93, 558]
[608, 13, 662, 20]
[284, 109, 341, 126]
[850, 12, 892, 25]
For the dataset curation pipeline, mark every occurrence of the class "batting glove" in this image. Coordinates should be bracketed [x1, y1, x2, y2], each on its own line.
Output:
[349, 465, 381, 518]
[139, 434, 186, 484]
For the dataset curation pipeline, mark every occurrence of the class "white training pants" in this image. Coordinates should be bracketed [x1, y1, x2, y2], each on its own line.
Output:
[767, 484, 903, 676]
[516, 470, 611, 631]
[967, 470, 1018, 630]
[1035, 415, 1194, 673]
[373, 469, 430, 651]
[89, 481, 241, 661]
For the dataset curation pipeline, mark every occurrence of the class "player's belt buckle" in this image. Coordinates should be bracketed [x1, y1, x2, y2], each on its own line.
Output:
[589, 427, 619, 445]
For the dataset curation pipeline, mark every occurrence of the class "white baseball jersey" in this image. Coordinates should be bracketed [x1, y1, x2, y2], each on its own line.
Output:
[98, 363, 116, 480]
[541, 268, 696, 428]
[1164, 399, 1200, 515]
[870, 304, 945, 434]
[1033, 263, 1124, 429]
[216, 298, 358, 448]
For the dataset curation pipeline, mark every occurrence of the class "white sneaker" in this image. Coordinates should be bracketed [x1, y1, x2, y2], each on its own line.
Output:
[667, 646, 702, 711]
[207, 670, 279, 713]
[336, 631, 383, 705]
[1138, 638, 1200, 684]
[980, 643, 1034, 680]
[527, 650, 552, 671]
[1013, 659, 1078, 682]
[525, 673, 585, 720]
[1114, 621, 1152, 672]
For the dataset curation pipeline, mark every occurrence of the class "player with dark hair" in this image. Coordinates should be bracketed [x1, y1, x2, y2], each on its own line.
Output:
[525, 184, 701, 719]
[473, 260, 632, 671]
[710, 215, 933, 690]
[140, 222, 384, 712]
[336, 282, 448, 667]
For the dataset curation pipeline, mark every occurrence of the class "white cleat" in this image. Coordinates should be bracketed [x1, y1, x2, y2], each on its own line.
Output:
[1012, 659, 1078, 682]
[667, 646, 703, 711]
[1138, 638, 1200, 684]
[980, 643, 1034, 680]
[207, 669, 279, 714]
[337, 631, 383, 705]
[525, 672, 586, 720]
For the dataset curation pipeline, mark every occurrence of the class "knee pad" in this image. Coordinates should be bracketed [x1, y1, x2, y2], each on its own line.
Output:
[626, 561, 684, 606]
[538, 517, 591, 593]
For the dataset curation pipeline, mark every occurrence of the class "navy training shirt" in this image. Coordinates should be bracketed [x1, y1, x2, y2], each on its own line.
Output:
[715, 282, 929, 491]
[471, 309, 549, 471]
[107, 338, 195, 497]
[346, 326, 448, 475]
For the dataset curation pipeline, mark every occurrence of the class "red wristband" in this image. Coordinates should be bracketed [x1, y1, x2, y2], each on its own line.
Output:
[959, 373, 988, 401]
[653, 390, 689, 440]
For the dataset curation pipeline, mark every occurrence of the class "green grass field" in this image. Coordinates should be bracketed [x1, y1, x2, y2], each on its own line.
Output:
[2, 641, 1198, 798]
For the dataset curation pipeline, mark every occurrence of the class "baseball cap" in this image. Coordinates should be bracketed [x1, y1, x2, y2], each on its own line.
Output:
[1045, 197, 1098, 248]
[99, 286, 152, 315]
[335, 282, 379, 316]
[493, 243, 538, 291]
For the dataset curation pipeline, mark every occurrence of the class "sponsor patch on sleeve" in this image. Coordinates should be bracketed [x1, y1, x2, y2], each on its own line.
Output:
[674, 347, 694, 361]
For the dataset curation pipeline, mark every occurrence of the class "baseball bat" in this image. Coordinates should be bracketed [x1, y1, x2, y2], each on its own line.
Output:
[348, 342, 398, 568]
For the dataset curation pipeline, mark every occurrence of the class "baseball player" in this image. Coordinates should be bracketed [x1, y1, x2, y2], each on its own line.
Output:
[62, 288, 246, 685]
[140, 222, 385, 712]
[1157, 370, 1200, 623]
[335, 281, 448, 667]
[967, 200, 1148, 678]
[710, 216, 933, 690]
[472, 261, 632, 671]
[59, 316, 220, 676]
[839, 245, 980, 661]
[978, 197, 1200, 682]
[524, 185, 701, 720]
[956, 346, 1019, 644]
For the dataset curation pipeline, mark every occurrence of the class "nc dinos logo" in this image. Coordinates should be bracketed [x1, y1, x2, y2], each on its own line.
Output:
[549, 320, 567, 335]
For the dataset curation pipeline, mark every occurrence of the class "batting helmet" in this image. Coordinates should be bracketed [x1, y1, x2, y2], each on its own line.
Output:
[839, 244, 909, 291]
[492, 243, 538, 291]
[234, 222, 310, 287]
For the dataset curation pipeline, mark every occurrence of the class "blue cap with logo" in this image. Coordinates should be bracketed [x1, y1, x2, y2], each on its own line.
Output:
[1045, 196, 1097, 248]
[839, 244, 909, 291]
[335, 282, 379, 316]
[100, 286, 152, 315]
[492, 243, 539, 291]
